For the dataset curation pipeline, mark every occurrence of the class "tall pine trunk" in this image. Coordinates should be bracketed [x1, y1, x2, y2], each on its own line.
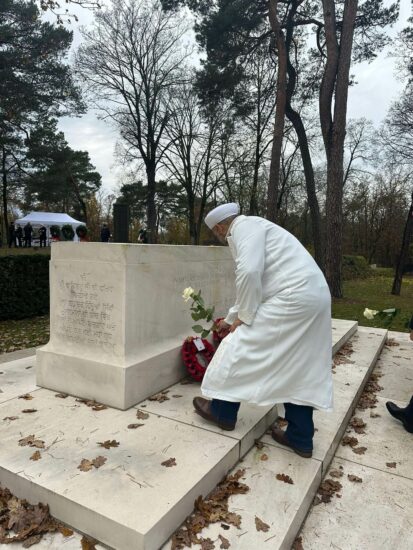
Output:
[392, 190, 413, 295]
[146, 163, 157, 243]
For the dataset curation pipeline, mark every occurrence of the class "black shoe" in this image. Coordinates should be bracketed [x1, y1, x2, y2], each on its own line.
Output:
[386, 401, 413, 433]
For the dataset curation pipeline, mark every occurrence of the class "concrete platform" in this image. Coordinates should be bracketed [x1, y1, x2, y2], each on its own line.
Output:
[0, 319, 359, 550]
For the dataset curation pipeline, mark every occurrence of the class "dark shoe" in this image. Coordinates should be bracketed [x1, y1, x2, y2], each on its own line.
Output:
[386, 401, 413, 433]
[271, 426, 312, 458]
[193, 397, 236, 431]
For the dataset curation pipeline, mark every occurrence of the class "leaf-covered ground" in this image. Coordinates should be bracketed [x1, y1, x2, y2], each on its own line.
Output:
[0, 315, 49, 354]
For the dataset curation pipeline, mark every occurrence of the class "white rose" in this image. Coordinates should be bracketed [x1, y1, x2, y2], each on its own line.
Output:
[182, 287, 195, 302]
[363, 308, 379, 320]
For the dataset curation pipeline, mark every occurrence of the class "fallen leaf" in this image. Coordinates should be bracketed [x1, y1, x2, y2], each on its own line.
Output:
[292, 536, 304, 550]
[221, 524, 230, 530]
[55, 393, 68, 399]
[385, 338, 399, 347]
[317, 479, 342, 503]
[92, 456, 107, 468]
[149, 390, 170, 402]
[161, 457, 177, 467]
[199, 538, 215, 550]
[352, 446, 367, 455]
[254, 439, 265, 449]
[255, 516, 270, 532]
[22, 409, 37, 414]
[341, 435, 358, 448]
[172, 394, 183, 398]
[329, 469, 344, 478]
[97, 440, 119, 449]
[58, 525, 74, 537]
[22, 534, 42, 547]
[348, 474, 362, 483]
[218, 534, 230, 548]
[260, 453, 269, 461]
[276, 473, 294, 484]
[19, 394, 33, 400]
[3, 416, 19, 421]
[127, 423, 144, 429]
[136, 409, 149, 420]
[76, 398, 107, 411]
[18, 435, 45, 449]
[350, 417, 367, 434]
[30, 451, 42, 461]
[78, 456, 107, 472]
[81, 536, 97, 549]
[386, 462, 397, 468]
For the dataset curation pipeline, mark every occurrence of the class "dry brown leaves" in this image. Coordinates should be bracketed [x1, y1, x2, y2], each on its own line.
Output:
[0, 486, 65, 545]
[78, 456, 107, 472]
[18, 394, 34, 400]
[81, 535, 98, 549]
[55, 393, 68, 399]
[352, 447, 367, 455]
[30, 451, 42, 461]
[357, 372, 383, 410]
[276, 473, 294, 485]
[350, 417, 367, 434]
[3, 416, 19, 422]
[136, 409, 149, 420]
[317, 479, 342, 503]
[255, 516, 270, 532]
[58, 525, 74, 537]
[76, 398, 107, 411]
[333, 342, 355, 367]
[260, 453, 269, 461]
[149, 390, 170, 402]
[161, 457, 177, 467]
[386, 462, 397, 468]
[348, 474, 362, 483]
[218, 534, 230, 548]
[18, 435, 45, 449]
[385, 338, 399, 347]
[22, 409, 37, 414]
[329, 468, 344, 478]
[171, 469, 249, 549]
[341, 435, 359, 448]
[292, 536, 304, 550]
[97, 440, 119, 449]
[128, 423, 144, 429]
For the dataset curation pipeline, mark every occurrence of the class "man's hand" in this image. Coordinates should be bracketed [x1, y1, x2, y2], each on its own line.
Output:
[217, 319, 231, 339]
[230, 318, 244, 333]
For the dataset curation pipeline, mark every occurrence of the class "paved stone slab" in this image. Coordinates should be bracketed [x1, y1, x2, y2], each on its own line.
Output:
[0, 389, 239, 550]
[374, 335, 413, 403]
[336, 395, 413, 480]
[262, 328, 387, 472]
[300, 457, 413, 550]
[138, 381, 277, 458]
[7, 531, 106, 549]
[332, 318, 358, 354]
[162, 443, 322, 550]
[0, 348, 37, 364]
[0, 356, 37, 404]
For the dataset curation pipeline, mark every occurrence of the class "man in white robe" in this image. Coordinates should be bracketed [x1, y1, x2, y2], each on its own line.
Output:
[193, 203, 333, 458]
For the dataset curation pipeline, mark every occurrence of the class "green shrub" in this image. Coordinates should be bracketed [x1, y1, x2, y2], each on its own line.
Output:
[342, 255, 372, 280]
[0, 255, 50, 320]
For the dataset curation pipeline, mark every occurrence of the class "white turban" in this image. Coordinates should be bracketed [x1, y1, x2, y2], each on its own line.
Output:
[204, 203, 240, 230]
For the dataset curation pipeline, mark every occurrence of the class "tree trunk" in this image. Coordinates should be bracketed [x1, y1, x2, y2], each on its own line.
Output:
[321, 0, 358, 298]
[267, 0, 287, 222]
[187, 192, 197, 245]
[146, 163, 157, 243]
[392, 190, 413, 295]
[2, 146, 9, 240]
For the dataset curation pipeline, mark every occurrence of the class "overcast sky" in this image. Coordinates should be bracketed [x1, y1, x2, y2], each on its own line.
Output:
[57, 0, 412, 195]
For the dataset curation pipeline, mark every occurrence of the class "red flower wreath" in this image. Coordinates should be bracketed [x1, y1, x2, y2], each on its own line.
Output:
[181, 337, 215, 382]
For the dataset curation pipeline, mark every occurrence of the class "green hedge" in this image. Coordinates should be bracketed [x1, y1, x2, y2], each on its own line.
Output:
[342, 255, 372, 281]
[0, 255, 50, 320]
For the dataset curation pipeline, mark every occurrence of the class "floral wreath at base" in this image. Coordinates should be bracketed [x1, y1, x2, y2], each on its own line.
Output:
[181, 336, 215, 382]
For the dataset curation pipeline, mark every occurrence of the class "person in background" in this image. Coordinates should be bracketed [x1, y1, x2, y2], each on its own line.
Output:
[100, 223, 111, 242]
[386, 314, 413, 434]
[138, 229, 148, 243]
[24, 222, 33, 247]
[15, 225, 23, 247]
[39, 225, 47, 247]
[8, 222, 16, 248]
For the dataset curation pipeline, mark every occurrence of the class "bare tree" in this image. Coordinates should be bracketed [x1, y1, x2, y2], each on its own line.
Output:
[76, 0, 191, 242]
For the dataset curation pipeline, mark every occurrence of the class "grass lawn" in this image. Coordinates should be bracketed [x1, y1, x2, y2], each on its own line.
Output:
[0, 270, 411, 355]
[333, 270, 413, 332]
[0, 246, 51, 256]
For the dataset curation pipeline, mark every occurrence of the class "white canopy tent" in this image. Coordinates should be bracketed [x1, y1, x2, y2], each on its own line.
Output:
[15, 212, 85, 243]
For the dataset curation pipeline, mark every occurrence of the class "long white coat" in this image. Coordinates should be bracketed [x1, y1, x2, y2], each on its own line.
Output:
[201, 215, 333, 411]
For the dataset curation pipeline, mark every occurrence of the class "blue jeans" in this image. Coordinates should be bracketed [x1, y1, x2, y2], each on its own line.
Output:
[210, 399, 240, 424]
[285, 402, 314, 451]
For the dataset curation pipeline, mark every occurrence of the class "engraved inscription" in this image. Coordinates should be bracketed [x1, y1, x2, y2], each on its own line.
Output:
[55, 272, 117, 350]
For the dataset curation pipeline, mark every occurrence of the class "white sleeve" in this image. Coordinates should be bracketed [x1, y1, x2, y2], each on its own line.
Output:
[224, 304, 239, 325]
[232, 221, 266, 325]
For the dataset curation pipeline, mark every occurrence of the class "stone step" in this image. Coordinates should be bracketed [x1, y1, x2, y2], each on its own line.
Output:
[0, 320, 357, 550]
[161, 326, 387, 550]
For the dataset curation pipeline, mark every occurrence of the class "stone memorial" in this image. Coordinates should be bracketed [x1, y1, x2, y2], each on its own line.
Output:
[36, 242, 236, 409]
